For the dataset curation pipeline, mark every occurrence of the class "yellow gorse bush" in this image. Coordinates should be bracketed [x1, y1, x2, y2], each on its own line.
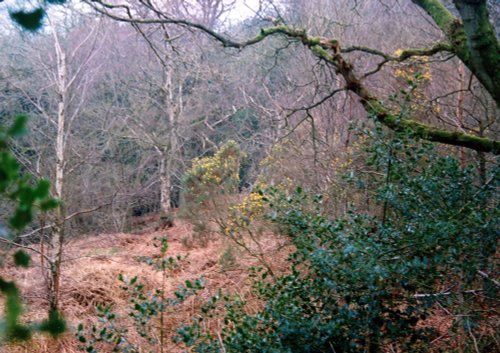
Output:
[183, 140, 243, 204]
[223, 191, 266, 235]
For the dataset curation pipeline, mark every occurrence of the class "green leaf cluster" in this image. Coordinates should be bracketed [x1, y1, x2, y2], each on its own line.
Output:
[0, 116, 58, 235]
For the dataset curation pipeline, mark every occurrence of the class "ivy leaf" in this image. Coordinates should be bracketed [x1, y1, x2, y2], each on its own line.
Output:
[0, 153, 20, 193]
[9, 207, 33, 230]
[33, 179, 51, 200]
[40, 199, 59, 211]
[0, 277, 31, 341]
[39, 310, 67, 337]
[9, 324, 31, 341]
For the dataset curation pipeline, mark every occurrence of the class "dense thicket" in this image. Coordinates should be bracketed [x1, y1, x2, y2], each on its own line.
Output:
[178, 128, 499, 352]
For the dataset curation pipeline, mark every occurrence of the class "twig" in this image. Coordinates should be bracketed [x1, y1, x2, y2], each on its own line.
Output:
[414, 289, 483, 298]
[467, 322, 480, 353]
[217, 330, 227, 353]
[19, 202, 112, 239]
[477, 270, 500, 288]
[0, 237, 50, 262]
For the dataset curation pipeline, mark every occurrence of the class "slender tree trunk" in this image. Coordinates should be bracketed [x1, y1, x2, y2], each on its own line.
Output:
[157, 64, 178, 229]
[48, 29, 67, 312]
[456, 64, 467, 168]
[158, 153, 173, 228]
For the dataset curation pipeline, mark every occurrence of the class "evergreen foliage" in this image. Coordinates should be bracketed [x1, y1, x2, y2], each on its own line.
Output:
[1, 1, 498, 351]
[180, 128, 499, 352]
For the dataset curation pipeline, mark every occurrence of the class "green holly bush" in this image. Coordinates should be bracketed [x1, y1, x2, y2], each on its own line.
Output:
[179, 126, 499, 352]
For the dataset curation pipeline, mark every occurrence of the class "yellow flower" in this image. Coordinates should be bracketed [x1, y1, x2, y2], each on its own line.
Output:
[394, 48, 403, 56]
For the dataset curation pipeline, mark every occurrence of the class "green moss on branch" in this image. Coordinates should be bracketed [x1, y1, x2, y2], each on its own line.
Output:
[257, 23, 500, 154]
[364, 100, 500, 154]
[412, 0, 499, 104]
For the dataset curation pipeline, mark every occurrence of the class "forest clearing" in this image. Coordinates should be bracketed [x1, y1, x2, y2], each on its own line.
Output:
[0, 0, 499, 352]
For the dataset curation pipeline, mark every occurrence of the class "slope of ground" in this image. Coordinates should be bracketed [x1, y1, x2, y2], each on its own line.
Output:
[2, 219, 290, 353]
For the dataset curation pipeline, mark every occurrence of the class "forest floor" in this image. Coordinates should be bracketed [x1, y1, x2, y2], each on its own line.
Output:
[2, 218, 291, 353]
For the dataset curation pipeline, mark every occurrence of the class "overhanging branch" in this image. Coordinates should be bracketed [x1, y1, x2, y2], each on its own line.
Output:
[86, 0, 500, 154]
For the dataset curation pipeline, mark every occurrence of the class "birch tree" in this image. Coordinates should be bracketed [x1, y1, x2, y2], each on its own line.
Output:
[1, 13, 105, 311]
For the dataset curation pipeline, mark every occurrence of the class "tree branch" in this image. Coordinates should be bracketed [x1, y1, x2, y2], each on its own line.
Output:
[86, 0, 500, 154]
[0, 237, 50, 262]
[18, 203, 111, 239]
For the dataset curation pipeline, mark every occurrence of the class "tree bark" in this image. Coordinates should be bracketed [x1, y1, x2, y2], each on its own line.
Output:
[453, 0, 500, 104]
[49, 28, 67, 312]
[157, 63, 179, 229]
[412, 0, 500, 105]
[306, 36, 500, 154]
[158, 152, 174, 228]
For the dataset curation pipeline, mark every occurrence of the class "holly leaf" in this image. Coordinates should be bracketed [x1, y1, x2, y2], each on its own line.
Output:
[13, 250, 31, 268]
[9, 9, 46, 32]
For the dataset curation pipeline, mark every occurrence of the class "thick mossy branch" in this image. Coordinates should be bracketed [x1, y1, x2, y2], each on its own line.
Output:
[396, 43, 453, 60]
[412, 0, 499, 104]
[87, 0, 499, 153]
[411, 0, 469, 57]
[364, 100, 500, 154]
[234, 24, 499, 154]
[411, 0, 458, 33]
[343, 42, 453, 60]
[253, 26, 499, 154]
[454, 0, 500, 104]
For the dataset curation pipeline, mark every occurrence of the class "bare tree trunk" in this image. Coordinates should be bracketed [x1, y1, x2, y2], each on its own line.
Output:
[158, 153, 174, 228]
[157, 64, 178, 229]
[48, 28, 67, 312]
[456, 64, 467, 169]
[2, 15, 104, 311]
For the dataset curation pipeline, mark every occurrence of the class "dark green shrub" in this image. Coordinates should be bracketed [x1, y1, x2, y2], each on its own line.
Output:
[181, 128, 498, 352]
